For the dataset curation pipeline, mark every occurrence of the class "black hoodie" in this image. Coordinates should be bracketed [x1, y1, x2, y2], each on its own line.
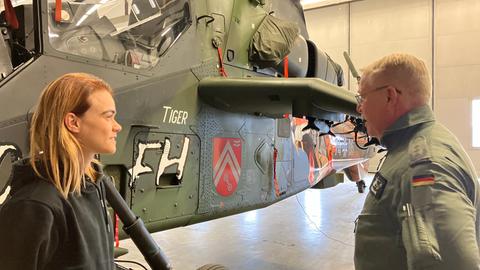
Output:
[0, 159, 115, 270]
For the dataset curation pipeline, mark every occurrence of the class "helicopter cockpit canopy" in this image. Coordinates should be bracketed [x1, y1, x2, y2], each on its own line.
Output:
[47, 0, 191, 69]
[0, 0, 191, 82]
[0, 0, 34, 80]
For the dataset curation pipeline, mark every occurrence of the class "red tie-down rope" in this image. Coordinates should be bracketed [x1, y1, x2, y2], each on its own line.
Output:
[283, 56, 289, 78]
[273, 58, 289, 194]
[217, 47, 228, 77]
[55, 0, 62, 23]
[273, 147, 280, 197]
[281, 56, 289, 118]
[3, 0, 19, 29]
[114, 213, 119, 247]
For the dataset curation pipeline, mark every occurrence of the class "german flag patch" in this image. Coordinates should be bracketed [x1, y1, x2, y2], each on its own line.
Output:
[412, 174, 435, 187]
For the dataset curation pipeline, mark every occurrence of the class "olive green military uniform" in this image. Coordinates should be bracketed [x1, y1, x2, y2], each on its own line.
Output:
[354, 105, 480, 270]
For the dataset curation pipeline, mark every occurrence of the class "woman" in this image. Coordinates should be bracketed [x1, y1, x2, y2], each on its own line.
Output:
[0, 73, 122, 269]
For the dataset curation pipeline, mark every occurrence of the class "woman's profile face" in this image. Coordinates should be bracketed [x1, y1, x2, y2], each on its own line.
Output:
[74, 90, 122, 158]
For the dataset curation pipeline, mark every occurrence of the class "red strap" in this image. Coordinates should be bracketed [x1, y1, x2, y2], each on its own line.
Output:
[325, 136, 335, 161]
[114, 213, 119, 247]
[217, 47, 228, 77]
[283, 56, 289, 78]
[3, 0, 19, 29]
[308, 151, 315, 184]
[55, 0, 62, 23]
[273, 147, 280, 197]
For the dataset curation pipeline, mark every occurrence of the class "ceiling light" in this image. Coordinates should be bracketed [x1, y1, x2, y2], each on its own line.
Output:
[301, 0, 356, 10]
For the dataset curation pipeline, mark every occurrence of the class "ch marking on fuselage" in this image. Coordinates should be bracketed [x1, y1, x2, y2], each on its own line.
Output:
[128, 137, 190, 187]
[162, 106, 189, 125]
[0, 144, 21, 204]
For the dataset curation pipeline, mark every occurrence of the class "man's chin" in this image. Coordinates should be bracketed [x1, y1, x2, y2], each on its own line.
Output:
[364, 123, 372, 136]
[366, 128, 379, 138]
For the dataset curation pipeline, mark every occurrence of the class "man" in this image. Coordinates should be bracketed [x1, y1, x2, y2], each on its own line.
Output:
[354, 53, 480, 270]
[344, 165, 367, 193]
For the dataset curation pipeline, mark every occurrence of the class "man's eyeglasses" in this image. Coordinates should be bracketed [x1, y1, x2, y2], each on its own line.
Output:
[355, 85, 399, 104]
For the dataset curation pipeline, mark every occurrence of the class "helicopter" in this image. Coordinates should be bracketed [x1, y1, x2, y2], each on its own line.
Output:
[0, 0, 375, 266]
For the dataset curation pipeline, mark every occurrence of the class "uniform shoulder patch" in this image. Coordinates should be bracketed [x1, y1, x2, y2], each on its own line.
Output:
[411, 174, 435, 187]
[370, 173, 387, 199]
[408, 136, 432, 167]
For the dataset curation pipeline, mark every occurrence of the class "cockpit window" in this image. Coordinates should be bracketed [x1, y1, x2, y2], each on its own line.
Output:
[0, 0, 35, 80]
[47, 0, 191, 69]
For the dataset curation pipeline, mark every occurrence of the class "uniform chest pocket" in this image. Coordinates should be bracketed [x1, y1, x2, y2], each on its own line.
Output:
[355, 213, 399, 242]
[355, 213, 407, 269]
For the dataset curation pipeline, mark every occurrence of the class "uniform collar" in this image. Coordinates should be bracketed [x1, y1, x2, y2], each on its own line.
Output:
[380, 105, 435, 149]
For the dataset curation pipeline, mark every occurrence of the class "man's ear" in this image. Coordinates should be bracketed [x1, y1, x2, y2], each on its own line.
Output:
[64, 112, 81, 133]
[386, 86, 400, 104]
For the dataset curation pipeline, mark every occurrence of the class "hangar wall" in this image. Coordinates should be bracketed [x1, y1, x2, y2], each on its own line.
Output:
[305, 0, 480, 174]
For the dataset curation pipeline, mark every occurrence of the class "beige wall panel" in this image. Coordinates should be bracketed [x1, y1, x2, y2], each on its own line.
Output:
[436, 98, 480, 169]
[436, 0, 480, 35]
[305, 5, 350, 88]
[435, 0, 480, 174]
[350, 0, 432, 75]
[305, 5, 349, 49]
[350, 0, 431, 45]
[436, 66, 480, 99]
[436, 98, 470, 144]
[352, 39, 432, 70]
[436, 35, 480, 67]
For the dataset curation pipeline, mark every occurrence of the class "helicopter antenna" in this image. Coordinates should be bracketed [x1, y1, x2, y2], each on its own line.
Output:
[343, 51, 361, 83]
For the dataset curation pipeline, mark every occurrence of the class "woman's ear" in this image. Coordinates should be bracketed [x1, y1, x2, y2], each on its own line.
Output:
[64, 112, 81, 133]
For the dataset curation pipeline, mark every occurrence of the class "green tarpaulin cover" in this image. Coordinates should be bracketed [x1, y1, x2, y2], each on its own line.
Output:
[249, 14, 299, 69]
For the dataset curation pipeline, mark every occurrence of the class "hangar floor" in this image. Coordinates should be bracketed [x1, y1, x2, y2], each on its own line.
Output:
[118, 175, 372, 270]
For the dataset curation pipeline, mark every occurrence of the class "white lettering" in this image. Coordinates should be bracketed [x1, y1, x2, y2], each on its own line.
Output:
[162, 106, 189, 125]
[181, 111, 188, 125]
[127, 137, 190, 187]
[163, 106, 172, 122]
[156, 137, 190, 185]
[0, 185, 10, 204]
[171, 110, 178, 123]
[176, 111, 183, 124]
[128, 142, 162, 187]
[0, 145, 17, 161]
[148, 0, 156, 8]
[0, 144, 20, 204]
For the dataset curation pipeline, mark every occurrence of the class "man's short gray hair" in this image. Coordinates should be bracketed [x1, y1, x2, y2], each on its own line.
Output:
[361, 53, 431, 104]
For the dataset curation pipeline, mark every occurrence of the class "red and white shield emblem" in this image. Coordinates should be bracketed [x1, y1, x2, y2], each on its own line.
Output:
[213, 138, 242, 197]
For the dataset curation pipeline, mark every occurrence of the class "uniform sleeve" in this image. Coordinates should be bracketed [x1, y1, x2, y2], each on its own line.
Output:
[400, 162, 480, 270]
[0, 200, 59, 270]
